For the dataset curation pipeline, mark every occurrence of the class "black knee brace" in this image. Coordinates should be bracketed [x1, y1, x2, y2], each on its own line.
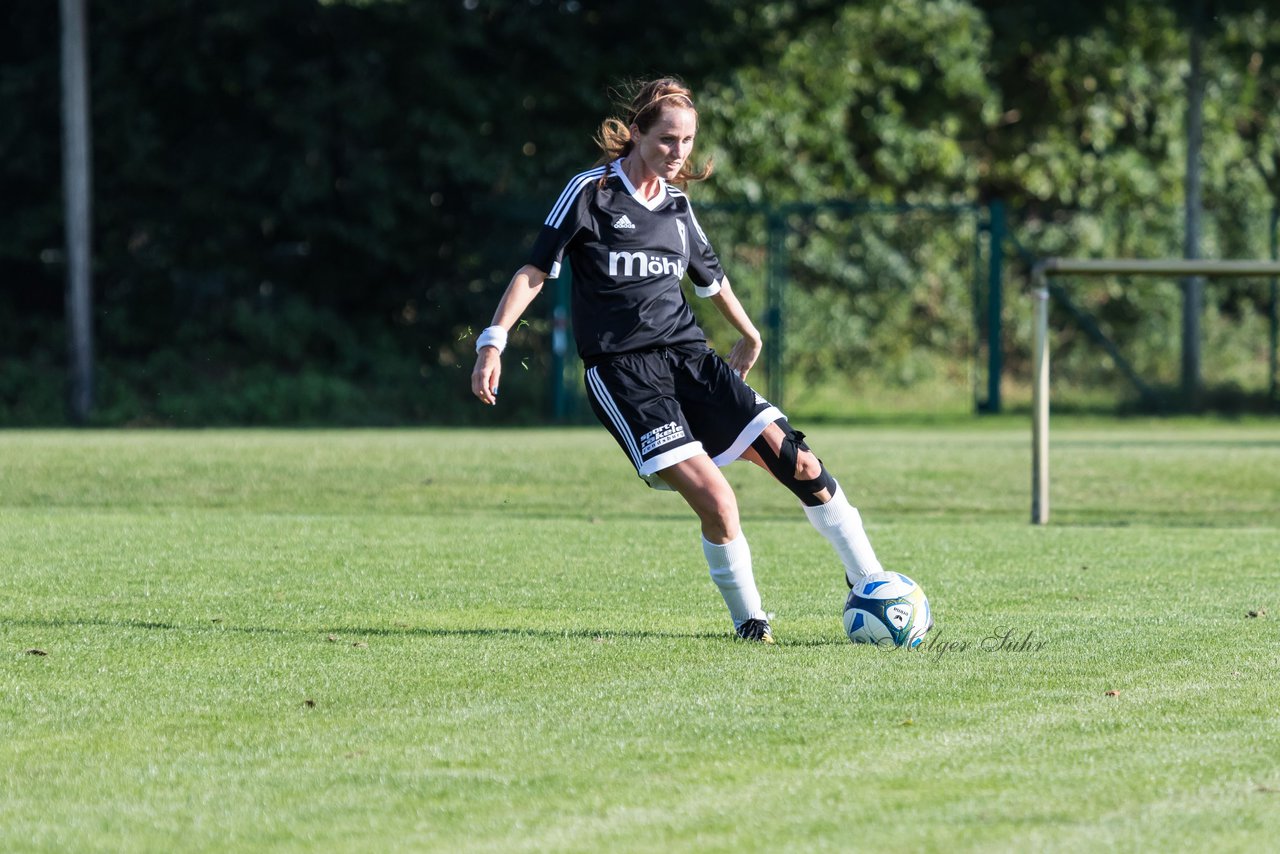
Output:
[750, 419, 838, 507]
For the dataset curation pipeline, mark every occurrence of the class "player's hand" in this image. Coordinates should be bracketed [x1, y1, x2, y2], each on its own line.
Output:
[726, 334, 762, 380]
[471, 347, 502, 405]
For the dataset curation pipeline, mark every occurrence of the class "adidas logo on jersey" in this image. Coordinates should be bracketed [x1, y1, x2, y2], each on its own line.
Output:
[612, 215, 636, 230]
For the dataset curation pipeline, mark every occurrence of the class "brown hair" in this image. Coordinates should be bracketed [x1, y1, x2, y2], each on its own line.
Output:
[594, 77, 713, 186]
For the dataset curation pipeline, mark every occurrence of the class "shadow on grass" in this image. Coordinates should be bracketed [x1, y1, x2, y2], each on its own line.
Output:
[5, 616, 847, 647]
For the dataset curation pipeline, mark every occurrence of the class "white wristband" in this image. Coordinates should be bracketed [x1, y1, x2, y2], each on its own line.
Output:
[476, 325, 508, 354]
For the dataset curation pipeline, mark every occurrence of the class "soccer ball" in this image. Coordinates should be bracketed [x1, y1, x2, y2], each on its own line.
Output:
[843, 571, 932, 649]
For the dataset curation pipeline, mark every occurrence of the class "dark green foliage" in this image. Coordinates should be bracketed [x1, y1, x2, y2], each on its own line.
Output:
[2, 0, 1277, 424]
[0, 0, 822, 424]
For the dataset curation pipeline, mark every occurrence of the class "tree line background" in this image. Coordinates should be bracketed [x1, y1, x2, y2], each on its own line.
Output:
[3, 0, 1278, 426]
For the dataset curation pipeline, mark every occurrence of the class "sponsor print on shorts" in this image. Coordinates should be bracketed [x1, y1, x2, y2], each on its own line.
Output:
[640, 421, 687, 456]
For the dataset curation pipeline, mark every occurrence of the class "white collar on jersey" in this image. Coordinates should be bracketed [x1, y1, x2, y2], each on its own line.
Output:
[612, 159, 667, 211]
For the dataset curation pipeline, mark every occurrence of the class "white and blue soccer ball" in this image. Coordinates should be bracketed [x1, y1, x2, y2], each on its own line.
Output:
[843, 571, 932, 649]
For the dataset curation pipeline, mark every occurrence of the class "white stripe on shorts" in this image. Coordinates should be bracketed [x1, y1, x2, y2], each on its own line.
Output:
[585, 366, 643, 469]
[710, 406, 784, 468]
[641, 441, 705, 477]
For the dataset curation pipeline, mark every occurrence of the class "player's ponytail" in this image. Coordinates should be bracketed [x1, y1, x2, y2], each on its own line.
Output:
[594, 116, 634, 162]
[594, 77, 713, 187]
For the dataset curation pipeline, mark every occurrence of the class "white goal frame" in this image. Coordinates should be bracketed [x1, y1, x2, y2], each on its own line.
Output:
[1031, 258, 1280, 524]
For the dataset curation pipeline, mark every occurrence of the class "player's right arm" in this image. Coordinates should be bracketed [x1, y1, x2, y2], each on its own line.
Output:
[473, 166, 596, 405]
[470, 264, 548, 405]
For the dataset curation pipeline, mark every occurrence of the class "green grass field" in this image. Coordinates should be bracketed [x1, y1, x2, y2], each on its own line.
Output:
[2, 420, 1278, 852]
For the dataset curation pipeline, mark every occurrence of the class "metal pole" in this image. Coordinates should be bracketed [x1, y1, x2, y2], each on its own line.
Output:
[1180, 1, 1205, 408]
[985, 199, 1006, 413]
[1028, 257, 1280, 524]
[764, 209, 786, 407]
[1031, 265, 1050, 525]
[550, 272, 569, 421]
[971, 209, 983, 411]
[60, 0, 94, 423]
[1271, 207, 1278, 406]
[1042, 258, 1280, 277]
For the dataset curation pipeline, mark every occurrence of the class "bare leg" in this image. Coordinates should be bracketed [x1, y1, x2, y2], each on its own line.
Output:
[657, 454, 766, 628]
[656, 454, 741, 543]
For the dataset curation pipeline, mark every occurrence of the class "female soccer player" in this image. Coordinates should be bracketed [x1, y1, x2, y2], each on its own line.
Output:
[471, 77, 885, 643]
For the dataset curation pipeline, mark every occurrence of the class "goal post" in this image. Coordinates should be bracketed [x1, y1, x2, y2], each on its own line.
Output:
[1031, 258, 1280, 525]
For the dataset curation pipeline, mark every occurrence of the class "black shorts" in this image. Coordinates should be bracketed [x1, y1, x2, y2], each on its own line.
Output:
[583, 343, 784, 488]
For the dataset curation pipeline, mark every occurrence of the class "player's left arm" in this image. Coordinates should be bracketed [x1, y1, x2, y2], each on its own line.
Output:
[683, 201, 760, 379]
[709, 277, 763, 380]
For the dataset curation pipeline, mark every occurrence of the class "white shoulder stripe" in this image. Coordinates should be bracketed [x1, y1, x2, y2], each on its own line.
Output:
[666, 186, 711, 246]
[688, 206, 711, 247]
[545, 166, 608, 229]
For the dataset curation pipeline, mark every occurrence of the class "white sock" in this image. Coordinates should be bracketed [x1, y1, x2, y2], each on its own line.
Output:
[702, 533, 766, 628]
[803, 485, 884, 586]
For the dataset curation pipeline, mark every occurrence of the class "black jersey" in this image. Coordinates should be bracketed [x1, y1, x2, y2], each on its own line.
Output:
[528, 159, 726, 364]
